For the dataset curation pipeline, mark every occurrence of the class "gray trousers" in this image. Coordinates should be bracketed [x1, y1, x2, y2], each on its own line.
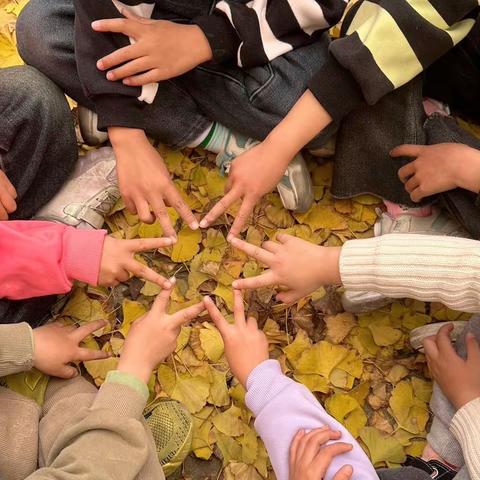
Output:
[0, 66, 77, 327]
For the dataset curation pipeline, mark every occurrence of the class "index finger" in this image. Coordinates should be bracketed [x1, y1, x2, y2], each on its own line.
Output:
[165, 186, 199, 230]
[171, 301, 206, 328]
[229, 197, 255, 238]
[125, 237, 175, 252]
[126, 259, 170, 288]
[311, 443, 353, 475]
[92, 18, 138, 37]
[390, 144, 424, 158]
[73, 320, 108, 342]
[150, 196, 177, 240]
[204, 296, 230, 335]
[233, 289, 246, 327]
[229, 237, 274, 265]
[200, 189, 239, 228]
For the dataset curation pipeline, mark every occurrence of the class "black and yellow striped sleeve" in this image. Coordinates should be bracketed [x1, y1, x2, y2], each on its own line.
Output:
[309, 0, 480, 123]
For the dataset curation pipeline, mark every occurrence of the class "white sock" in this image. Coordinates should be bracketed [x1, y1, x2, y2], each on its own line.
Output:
[186, 122, 214, 148]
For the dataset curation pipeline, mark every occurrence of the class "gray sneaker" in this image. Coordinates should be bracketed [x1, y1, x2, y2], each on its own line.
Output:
[77, 106, 109, 146]
[216, 132, 313, 212]
[342, 208, 468, 314]
[35, 147, 120, 229]
[410, 321, 468, 352]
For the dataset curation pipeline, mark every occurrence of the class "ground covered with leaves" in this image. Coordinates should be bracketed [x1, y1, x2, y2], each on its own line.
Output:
[0, 2, 473, 478]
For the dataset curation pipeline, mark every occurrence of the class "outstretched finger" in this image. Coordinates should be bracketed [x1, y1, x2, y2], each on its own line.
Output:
[124, 69, 164, 86]
[165, 186, 199, 230]
[126, 237, 175, 252]
[390, 144, 424, 158]
[97, 44, 140, 71]
[150, 196, 176, 240]
[151, 285, 174, 315]
[171, 301, 206, 328]
[73, 320, 108, 342]
[229, 197, 255, 238]
[200, 189, 239, 228]
[107, 57, 152, 81]
[204, 296, 230, 335]
[229, 237, 273, 265]
[126, 259, 170, 287]
[92, 18, 139, 38]
[232, 271, 277, 290]
[233, 289, 246, 327]
[302, 429, 342, 464]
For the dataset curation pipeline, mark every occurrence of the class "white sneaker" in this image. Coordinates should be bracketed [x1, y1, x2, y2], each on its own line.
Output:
[216, 132, 314, 212]
[410, 321, 468, 352]
[77, 106, 109, 146]
[342, 208, 468, 314]
[35, 147, 120, 229]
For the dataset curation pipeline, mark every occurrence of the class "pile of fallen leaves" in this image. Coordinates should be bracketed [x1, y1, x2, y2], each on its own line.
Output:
[1, 2, 472, 478]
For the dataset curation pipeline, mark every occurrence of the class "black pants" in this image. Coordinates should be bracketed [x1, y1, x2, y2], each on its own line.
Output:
[0, 66, 77, 327]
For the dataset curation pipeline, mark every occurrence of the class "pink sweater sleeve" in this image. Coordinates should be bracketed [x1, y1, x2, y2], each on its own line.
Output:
[0, 221, 106, 300]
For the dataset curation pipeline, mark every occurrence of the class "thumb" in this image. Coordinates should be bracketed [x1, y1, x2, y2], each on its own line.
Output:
[466, 333, 480, 361]
[333, 465, 353, 480]
[57, 365, 79, 379]
[390, 144, 423, 158]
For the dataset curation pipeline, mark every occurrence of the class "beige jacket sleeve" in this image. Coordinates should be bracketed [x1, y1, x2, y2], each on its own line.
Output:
[28, 375, 165, 480]
[450, 398, 480, 479]
[0, 323, 34, 377]
[340, 234, 480, 313]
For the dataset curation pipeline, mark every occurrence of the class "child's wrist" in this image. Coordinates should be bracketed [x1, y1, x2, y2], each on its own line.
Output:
[117, 357, 153, 385]
[108, 127, 147, 147]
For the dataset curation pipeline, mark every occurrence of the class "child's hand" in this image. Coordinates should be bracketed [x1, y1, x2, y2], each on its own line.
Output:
[118, 285, 206, 383]
[94, 9, 212, 85]
[99, 236, 173, 288]
[200, 141, 294, 238]
[33, 320, 109, 378]
[109, 128, 198, 235]
[424, 324, 480, 409]
[229, 234, 341, 304]
[204, 290, 269, 387]
[289, 428, 353, 480]
[0, 170, 17, 220]
[393, 143, 480, 202]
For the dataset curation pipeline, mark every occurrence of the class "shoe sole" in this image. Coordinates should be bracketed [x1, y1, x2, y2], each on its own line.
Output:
[278, 154, 314, 212]
[341, 292, 393, 314]
[78, 106, 109, 146]
[410, 321, 469, 352]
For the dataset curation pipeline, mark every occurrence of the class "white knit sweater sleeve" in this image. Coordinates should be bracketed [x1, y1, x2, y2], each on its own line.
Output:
[450, 398, 480, 479]
[339, 234, 480, 313]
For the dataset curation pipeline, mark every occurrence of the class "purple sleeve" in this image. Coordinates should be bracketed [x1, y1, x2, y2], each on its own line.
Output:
[245, 360, 379, 480]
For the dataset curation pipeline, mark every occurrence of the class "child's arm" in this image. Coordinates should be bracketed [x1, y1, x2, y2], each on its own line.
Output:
[26, 287, 205, 480]
[203, 1, 480, 235]
[0, 321, 108, 378]
[204, 291, 379, 480]
[230, 233, 480, 313]
[392, 143, 480, 202]
[424, 325, 480, 480]
[0, 221, 173, 300]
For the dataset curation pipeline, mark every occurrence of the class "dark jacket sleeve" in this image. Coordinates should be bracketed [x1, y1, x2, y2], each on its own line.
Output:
[73, 0, 159, 131]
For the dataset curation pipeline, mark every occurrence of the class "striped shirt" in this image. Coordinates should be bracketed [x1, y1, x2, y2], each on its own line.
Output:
[74, 0, 480, 131]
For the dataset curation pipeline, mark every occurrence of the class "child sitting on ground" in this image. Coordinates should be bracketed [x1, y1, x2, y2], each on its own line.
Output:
[205, 290, 480, 480]
[0, 285, 206, 479]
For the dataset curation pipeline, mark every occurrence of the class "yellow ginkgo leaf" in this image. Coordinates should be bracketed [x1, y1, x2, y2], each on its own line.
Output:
[360, 427, 406, 466]
[120, 299, 147, 338]
[171, 227, 202, 262]
[199, 323, 225, 362]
